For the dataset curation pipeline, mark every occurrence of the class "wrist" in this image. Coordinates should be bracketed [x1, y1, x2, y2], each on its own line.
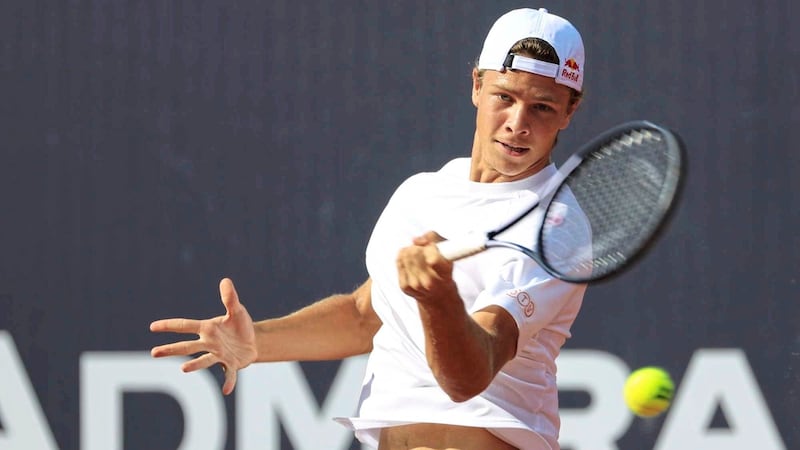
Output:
[416, 288, 466, 325]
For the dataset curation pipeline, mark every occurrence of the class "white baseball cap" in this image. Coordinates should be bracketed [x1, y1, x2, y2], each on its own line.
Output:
[477, 8, 585, 92]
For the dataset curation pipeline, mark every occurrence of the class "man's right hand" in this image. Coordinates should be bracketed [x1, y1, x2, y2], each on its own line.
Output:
[150, 278, 257, 395]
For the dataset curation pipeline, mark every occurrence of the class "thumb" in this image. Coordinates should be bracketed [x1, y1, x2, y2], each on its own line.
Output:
[219, 278, 240, 313]
[413, 231, 445, 246]
[221, 365, 238, 396]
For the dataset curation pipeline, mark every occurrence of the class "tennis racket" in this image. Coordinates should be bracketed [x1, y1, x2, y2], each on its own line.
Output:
[436, 120, 686, 283]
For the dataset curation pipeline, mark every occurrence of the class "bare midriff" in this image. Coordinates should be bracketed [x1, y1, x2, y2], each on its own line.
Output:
[378, 423, 519, 450]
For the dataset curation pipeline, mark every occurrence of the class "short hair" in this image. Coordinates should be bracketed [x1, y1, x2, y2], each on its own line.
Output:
[475, 37, 584, 105]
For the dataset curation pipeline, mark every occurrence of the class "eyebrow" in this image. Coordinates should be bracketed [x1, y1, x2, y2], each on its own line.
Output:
[489, 81, 560, 103]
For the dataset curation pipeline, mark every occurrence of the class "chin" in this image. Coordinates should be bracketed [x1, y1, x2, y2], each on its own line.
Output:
[501, 162, 542, 180]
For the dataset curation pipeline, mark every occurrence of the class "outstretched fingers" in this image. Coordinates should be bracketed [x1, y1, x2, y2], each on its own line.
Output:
[178, 353, 238, 394]
[150, 318, 203, 334]
[150, 277, 254, 396]
[219, 278, 240, 314]
[151, 338, 207, 358]
[181, 352, 219, 373]
[221, 366, 238, 396]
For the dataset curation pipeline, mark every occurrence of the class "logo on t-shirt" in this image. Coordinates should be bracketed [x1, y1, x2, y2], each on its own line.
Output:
[507, 289, 534, 317]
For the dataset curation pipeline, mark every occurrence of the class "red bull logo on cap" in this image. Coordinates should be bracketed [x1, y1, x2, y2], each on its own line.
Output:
[561, 58, 580, 83]
[565, 58, 580, 70]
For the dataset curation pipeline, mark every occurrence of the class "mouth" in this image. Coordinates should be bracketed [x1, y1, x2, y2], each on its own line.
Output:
[497, 140, 529, 155]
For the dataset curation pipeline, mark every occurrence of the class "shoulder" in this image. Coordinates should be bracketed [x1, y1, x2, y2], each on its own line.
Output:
[392, 158, 469, 195]
[437, 157, 471, 177]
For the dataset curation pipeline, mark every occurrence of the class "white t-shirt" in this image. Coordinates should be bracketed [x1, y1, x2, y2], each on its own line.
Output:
[335, 158, 588, 450]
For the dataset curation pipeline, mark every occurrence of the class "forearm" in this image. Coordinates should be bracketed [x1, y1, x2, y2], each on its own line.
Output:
[394, 236, 517, 401]
[253, 282, 380, 362]
[418, 297, 513, 402]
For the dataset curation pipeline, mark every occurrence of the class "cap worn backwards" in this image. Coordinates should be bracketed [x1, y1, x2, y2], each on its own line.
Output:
[477, 8, 585, 92]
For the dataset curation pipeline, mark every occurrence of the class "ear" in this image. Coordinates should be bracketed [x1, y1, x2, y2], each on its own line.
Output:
[560, 97, 583, 130]
[471, 68, 482, 107]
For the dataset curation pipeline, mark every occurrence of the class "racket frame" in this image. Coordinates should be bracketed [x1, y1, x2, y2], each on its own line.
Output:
[438, 120, 687, 284]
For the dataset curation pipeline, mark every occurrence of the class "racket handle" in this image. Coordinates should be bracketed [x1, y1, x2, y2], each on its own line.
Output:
[436, 234, 488, 261]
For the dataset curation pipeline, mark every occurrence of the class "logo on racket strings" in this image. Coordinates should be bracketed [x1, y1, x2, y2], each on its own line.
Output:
[545, 202, 568, 227]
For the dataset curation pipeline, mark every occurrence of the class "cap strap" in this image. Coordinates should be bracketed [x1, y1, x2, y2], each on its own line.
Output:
[503, 53, 559, 78]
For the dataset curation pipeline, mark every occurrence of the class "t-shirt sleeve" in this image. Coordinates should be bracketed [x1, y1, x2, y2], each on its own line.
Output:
[469, 257, 587, 349]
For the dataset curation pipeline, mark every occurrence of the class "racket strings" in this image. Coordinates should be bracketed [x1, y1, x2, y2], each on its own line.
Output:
[542, 129, 681, 279]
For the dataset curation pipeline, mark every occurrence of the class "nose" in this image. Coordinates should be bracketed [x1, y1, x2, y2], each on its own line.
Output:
[505, 105, 531, 136]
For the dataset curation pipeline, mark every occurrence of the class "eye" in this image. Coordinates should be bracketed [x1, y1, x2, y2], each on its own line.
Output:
[497, 93, 513, 102]
[533, 103, 556, 113]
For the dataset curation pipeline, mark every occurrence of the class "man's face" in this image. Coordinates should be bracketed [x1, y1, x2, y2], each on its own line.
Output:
[470, 68, 580, 183]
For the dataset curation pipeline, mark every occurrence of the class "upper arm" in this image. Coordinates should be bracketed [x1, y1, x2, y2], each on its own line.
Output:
[471, 305, 519, 375]
[353, 278, 382, 340]
[472, 257, 587, 346]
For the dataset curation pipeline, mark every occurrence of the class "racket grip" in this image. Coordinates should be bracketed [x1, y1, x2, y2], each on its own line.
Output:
[436, 234, 488, 261]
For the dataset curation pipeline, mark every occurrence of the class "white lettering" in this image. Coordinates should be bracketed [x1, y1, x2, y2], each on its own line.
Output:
[237, 356, 369, 450]
[557, 349, 633, 450]
[655, 348, 786, 450]
[0, 331, 58, 449]
[80, 352, 226, 450]
[1, 331, 786, 450]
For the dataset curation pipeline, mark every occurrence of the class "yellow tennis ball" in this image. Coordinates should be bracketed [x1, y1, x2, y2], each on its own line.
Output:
[623, 366, 674, 417]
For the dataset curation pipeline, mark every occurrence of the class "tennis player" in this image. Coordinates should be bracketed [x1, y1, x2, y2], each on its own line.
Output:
[151, 8, 587, 450]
